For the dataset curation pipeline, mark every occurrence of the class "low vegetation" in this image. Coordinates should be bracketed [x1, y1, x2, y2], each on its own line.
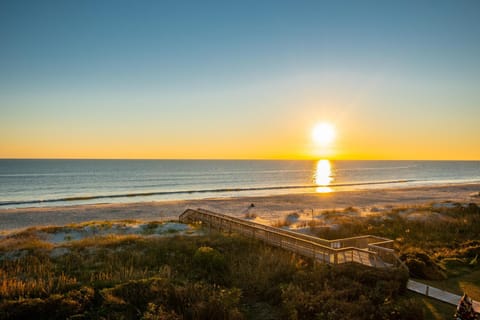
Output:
[1, 228, 416, 319]
[311, 202, 480, 278]
[311, 202, 480, 318]
[1, 203, 478, 319]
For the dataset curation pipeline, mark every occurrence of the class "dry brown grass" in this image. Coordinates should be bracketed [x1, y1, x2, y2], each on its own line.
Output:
[0, 233, 52, 252]
[271, 218, 292, 228]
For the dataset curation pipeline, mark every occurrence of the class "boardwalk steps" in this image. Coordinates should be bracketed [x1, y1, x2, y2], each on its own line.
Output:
[179, 208, 404, 269]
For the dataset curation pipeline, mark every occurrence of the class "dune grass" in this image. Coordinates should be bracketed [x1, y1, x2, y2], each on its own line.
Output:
[312, 203, 480, 261]
[0, 229, 417, 320]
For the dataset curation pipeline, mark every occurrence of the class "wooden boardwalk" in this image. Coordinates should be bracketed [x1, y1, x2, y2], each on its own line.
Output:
[179, 208, 405, 269]
[180, 208, 479, 310]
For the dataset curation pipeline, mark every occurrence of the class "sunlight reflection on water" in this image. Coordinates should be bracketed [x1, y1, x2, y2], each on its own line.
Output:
[315, 159, 333, 193]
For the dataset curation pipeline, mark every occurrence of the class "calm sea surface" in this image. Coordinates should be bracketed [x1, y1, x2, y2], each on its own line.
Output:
[0, 160, 479, 208]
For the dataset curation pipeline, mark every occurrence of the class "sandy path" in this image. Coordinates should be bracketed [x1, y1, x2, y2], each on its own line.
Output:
[0, 183, 478, 232]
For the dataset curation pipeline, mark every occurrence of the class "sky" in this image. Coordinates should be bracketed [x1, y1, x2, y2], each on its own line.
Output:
[1, 0, 479, 160]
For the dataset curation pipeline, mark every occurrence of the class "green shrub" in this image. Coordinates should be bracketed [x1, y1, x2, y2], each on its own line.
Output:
[0, 287, 94, 320]
[141, 303, 181, 320]
[400, 249, 446, 280]
[101, 278, 170, 309]
[171, 282, 242, 320]
[280, 264, 412, 320]
[193, 246, 228, 284]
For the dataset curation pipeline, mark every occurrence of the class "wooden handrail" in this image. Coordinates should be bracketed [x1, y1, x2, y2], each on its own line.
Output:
[184, 209, 337, 252]
[180, 208, 403, 269]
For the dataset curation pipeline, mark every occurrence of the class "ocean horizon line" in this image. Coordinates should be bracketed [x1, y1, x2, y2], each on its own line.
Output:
[1, 158, 479, 162]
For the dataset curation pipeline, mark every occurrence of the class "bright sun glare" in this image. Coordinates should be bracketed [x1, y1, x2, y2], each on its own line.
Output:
[312, 122, 335, 147]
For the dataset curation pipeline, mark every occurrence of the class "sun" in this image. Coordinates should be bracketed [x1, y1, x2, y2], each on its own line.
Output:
[312, 122, 335, 146]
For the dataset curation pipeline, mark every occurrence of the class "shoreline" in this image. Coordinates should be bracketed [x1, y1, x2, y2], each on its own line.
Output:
[0, 178, 417, 208]
[1, 183, 479, 233]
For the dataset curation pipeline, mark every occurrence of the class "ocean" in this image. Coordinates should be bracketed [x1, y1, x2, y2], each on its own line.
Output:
[0, 160, 479, 209]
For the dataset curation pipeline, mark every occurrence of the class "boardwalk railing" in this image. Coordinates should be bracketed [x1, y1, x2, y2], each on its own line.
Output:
[180, 208, 405, 269]
[407, 280, 479, 310]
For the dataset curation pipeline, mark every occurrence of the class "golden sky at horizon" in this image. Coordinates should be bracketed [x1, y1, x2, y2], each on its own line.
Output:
[2, 112, 479, 160]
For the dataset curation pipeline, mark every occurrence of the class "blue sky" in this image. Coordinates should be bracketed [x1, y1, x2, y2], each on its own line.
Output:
[1, 0, 479, 159]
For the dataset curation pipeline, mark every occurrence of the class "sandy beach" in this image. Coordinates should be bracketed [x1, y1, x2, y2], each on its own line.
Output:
[1, 183, 479, 233]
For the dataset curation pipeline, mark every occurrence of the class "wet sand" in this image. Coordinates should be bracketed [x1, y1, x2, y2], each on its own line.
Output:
[0, 183, 479, 233]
